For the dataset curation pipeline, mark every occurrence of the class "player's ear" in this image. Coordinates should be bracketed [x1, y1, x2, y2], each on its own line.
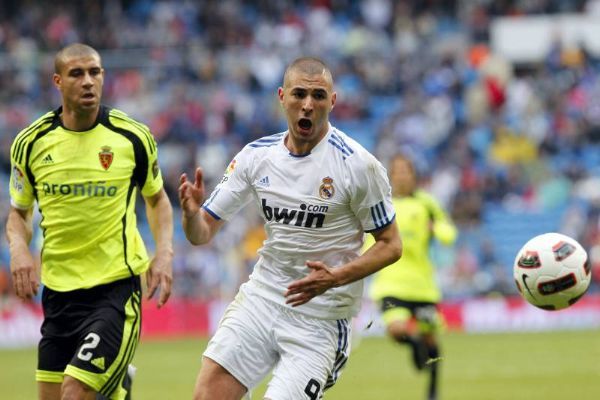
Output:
[330, 91, 336, 110]
[52, 73, 61, 90]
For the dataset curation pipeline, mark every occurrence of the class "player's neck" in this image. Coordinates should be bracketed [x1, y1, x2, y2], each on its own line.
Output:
[60, 107, 100, 131]
[285, 128, 327, 156]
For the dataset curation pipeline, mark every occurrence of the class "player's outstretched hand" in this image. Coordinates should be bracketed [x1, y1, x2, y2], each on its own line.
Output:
[285, 261, 337, 307]
[146, 252, 173, 308]
[10, 250, 39, 300]
[178, 167, 205, 218]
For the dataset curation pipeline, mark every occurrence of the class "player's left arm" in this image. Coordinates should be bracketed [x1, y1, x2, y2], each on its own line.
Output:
[131, 119, 174, 308]
[143, 187, 173, 308]
[425, 195, 457, 246]
[285, 222, 401, 307]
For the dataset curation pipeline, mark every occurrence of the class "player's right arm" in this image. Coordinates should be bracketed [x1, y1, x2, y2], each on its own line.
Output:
[6, 206, 38, 299]
[179, 167, 225, 245]
[180, 148, 253, 246]
[7, 120, 43, 300]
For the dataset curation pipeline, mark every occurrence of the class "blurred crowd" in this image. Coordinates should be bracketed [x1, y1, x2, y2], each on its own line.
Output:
[2, 0, 600, 305]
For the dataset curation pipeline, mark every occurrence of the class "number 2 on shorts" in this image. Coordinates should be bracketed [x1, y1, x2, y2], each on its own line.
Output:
[77, 332, 101, 361]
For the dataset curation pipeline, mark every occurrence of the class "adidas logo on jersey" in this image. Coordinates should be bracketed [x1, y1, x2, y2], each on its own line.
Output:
[256, 176, 270, 187]
[41, 154, 54, 164]
[91, 356, 105, 370]
[261, 198, 328, 228]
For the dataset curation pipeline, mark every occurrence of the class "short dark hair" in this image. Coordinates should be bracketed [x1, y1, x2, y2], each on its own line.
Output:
[282, 57, 332, 87]
[54, 43, 101, 74]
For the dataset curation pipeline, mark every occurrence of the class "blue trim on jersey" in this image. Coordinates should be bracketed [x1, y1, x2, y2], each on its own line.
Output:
[251, 132, 284, 142]
[202, 205, 221, 221]
[372, 203, 382, 226]
[370, 202, 380, 228]
[364, 214, 396, 233]
[330, 131, 354, 154]
[203, 188, 220, 210]
[327, 139, 350, 158]
[249, 142, 279, 148]
[251, 138, 280, 144]
[369, 200, 390, 230]
[248, 133, 284, 148]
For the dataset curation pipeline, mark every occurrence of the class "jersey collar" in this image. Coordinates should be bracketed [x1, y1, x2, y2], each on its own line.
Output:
[54, 105, 108, 132]
[282, 123, 333, 158]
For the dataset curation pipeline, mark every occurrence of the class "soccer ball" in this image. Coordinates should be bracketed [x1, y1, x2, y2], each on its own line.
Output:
[513, 232, 591, 311]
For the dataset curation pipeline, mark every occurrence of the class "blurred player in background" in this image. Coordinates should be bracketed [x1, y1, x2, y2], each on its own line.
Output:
[366, 154, 457, 400]
[6, 43, 173, 400]
[178, 56, 402, 400]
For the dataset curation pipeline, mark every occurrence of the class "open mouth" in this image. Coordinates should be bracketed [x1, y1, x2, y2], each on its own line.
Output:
[82, 93, 95, 100]
[298, 118, 312, 131]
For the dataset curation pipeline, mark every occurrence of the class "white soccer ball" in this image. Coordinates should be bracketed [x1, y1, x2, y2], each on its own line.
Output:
[513, 232, 591, 311]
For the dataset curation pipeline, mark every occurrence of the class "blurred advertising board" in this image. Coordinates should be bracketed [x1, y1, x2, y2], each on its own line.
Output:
[1, 295, 599, 348]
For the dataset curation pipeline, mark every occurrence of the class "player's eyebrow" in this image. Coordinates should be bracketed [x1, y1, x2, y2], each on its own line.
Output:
[67, 65, 101, 73]
[290, 87, 327, 94]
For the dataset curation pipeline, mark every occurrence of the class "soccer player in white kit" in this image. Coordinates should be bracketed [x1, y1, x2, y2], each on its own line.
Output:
[179, 57, 402, 400]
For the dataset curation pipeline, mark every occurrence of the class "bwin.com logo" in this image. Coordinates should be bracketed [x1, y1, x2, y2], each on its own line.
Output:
[42, 181, 118, 197]
[261, 198, 328, 228]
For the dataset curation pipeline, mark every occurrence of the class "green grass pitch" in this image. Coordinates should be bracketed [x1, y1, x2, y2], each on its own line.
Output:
[1, 330, 599, 399]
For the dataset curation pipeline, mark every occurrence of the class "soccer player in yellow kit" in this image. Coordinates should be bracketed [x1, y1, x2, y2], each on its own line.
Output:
[6, 43, 173, 400]
[367, 154, 457, 400]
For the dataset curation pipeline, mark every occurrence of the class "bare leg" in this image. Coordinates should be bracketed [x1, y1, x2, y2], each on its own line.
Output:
[61, 376, 96, 400]
[387, 320, 428, 370]
[39, 382, 61, 400]
[193, 357, 247, 400]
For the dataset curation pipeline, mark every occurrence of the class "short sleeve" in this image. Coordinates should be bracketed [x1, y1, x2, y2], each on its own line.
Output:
[202, 147, 254, 221]
[349, 153, 395, 233]
[140, 132, 163, 197]
[9, 136, 35, 210]
[108, 109, 163, 197]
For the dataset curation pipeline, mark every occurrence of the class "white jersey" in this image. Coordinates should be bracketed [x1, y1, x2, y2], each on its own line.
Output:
[203, 124, 395, 319]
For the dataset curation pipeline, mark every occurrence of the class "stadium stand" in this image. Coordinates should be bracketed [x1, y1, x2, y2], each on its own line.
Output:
[1, 0, 600, 311]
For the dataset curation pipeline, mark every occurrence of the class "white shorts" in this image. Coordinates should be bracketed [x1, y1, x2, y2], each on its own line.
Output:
[203, 285, 351, 400]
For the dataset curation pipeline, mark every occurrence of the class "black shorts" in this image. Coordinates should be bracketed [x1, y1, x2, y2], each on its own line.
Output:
[37, 275, 142, 399]
[380, 297, 442, 332]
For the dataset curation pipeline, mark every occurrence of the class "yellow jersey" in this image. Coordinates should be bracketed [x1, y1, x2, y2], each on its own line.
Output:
[366, 190, 457, 303]
[9, 106, 163, 291]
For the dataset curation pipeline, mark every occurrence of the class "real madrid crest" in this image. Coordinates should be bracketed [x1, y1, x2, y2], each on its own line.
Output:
[99, 146, 114, 170]
[319, 176, 335, 199]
